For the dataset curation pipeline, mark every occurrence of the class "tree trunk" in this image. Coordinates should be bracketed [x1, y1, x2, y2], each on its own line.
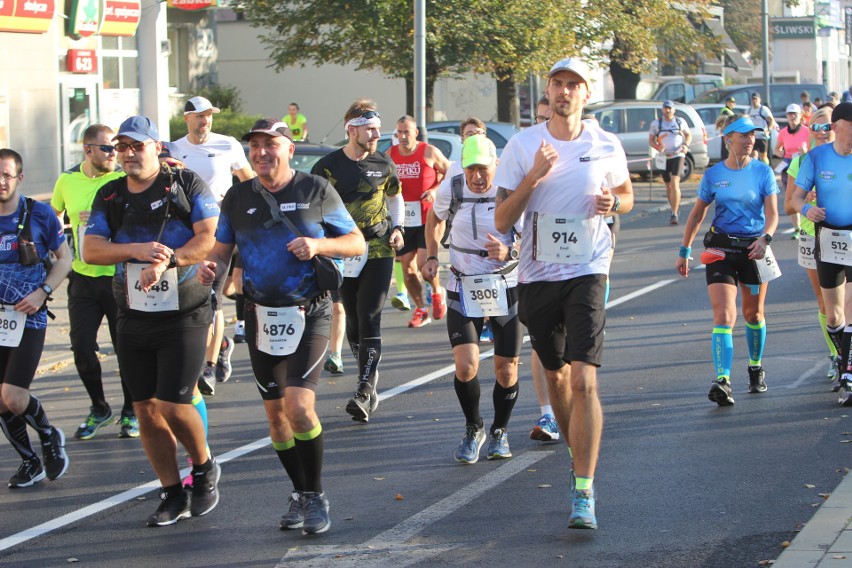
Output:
[610, 58, 642, 100]
[496, 68, 519, 125]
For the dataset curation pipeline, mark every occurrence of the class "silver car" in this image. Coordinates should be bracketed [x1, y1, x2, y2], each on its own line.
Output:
[691, 103, 780, 164]
[376, 131, 463, 162]
[584, 100, 710, 180]
[426, 121, 520, 156]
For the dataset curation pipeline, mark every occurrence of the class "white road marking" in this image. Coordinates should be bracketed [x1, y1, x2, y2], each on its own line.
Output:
[0, 276, 689, 553]
[276, 452, 553, 568]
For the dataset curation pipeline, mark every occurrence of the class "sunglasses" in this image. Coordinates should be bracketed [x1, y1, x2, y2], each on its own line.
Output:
[114, 140, 151, 153]
[357, 110, 381, 120]
[85, 144, 116, 154]
[811, 123, 831, 132]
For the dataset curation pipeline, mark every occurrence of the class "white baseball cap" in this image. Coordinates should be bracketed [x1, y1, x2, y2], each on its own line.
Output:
[785, 103, 802, 114]
[548, 57, 592, 85]
[183, 96, 221, 115]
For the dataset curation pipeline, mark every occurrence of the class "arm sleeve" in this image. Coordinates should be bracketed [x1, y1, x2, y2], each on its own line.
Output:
[386, 192, 404, 228]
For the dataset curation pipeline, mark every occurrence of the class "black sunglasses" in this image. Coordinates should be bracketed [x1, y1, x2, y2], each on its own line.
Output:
[357, 110, 381, 120]
[85, 143, 116, 154]
[114, 141, 151, 153]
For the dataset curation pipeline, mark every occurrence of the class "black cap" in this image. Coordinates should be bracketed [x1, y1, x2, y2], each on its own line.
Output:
[831, 102, 852, 123]
[241, 118, 294, 142]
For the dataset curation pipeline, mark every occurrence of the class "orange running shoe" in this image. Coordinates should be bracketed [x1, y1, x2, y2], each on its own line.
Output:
[408, 308, 432, 328]
[431, 290, 447, 320]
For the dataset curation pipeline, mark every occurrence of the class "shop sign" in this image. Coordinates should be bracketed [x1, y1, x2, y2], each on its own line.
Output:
[772, 17, 816, 39]
[0, 0, 56, 34]
[69, 0, 99, 38]
[167, 0, 217, 10]
[67, 49, 97, 73]
[98, 0, 140, 37]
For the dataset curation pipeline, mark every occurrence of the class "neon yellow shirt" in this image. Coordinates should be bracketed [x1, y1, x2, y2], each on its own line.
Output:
[283, 113, 308, 141]
[786, 154, 815, 235]
[51, 166, 125, 277]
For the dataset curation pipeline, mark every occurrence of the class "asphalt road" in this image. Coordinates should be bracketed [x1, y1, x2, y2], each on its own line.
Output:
[1, 206, 850, 568]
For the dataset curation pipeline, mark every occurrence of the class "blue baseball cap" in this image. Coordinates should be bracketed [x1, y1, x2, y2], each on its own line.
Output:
[113, 116, 159, 142]
[723, 116, 762, 136]
[662, 100, 675, 108]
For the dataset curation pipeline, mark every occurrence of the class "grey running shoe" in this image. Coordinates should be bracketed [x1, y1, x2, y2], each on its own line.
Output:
[747, 366, 767, 393]
[486, 428, 512, 460]
[75, 406, 114, 440]
[302, 492, 331, 535]
[453, 424, 486, 464]
[190, 458, 221, 517]
[216, 335, 234, 383]
[146, 489, 191, 527]
[838, 378, 852, 407]
[568, 486, 597, 530]
[198, 364, 216, 396]
[280, 491, 305, 530]
[345, 384, 377, 422]
[42, 427, 68, 481]
[233, 321, 246, 344]
[708, 379, 735, 406]
[8, 458, 45, 488]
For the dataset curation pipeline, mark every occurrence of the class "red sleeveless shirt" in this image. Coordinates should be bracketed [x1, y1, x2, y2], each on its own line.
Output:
[390, 141, 437, 225]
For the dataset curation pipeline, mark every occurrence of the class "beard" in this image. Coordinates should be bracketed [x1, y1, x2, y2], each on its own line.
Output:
[356, 137, 377, 155]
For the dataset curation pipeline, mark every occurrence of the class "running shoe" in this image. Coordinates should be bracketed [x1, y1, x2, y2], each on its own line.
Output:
[425, 283, 433, 306]
[42, 427, 68, 481]
[827, 355, 840, 379]
[530, 414, 560, 442]
[708, 378, 735, 406]
[118, 410, 140, 439]
[8, 458, 45, 488]
[431, 290, 447, 320]
[216, 335, 234, 383]
[74, 406, 114, 440]
[190, 458, 221, 517]
[408, 308, 432, 328]
[839, 377, 852, 407]
[302, 492, 331, 535]
[345, 385, 375, 422]
[486, 428, 512, 460]
[146, 489, 191, 527]
[669, 213, 679, 225]
[747, 366, 768, 393]
[233, 320, 246, 344]
[479, 320, 494, 343]
[198, 364, 216, 396]
[791, 226, 800, 240]
[391, 292, 411, 311]
[280, 491, 305, 530]
[453, 424, 486, 464]
[568, 486, 597, 530]
[323, 353, 344, 375]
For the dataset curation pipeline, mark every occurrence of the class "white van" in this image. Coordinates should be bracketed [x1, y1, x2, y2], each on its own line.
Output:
[636, 75, 725, 103]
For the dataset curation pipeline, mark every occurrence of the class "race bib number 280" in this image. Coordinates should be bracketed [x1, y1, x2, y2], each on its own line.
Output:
[0, 304, 25, 348]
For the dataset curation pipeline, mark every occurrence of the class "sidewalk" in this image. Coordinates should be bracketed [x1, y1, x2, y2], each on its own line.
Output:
[31, 177, 849, 565]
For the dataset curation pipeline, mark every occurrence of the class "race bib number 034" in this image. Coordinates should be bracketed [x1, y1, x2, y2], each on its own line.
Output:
[797, 233, 816, 270]
[255, 305, 305, 356]
[126, 264, 179, 312]
[459, 273, 509, 318]
[0, 304, 25, 348]
[532, 214, 594, 264]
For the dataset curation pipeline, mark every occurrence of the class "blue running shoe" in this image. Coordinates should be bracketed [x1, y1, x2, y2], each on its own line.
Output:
[75, 407, 114, 440]
[530, 414, 560, 442]
[391, 292, 411, 311]
[569, 486, 597, 530]
[486, 428, 512, 460]
[453, 425, 486, 464]
[118, 411, 140, 439]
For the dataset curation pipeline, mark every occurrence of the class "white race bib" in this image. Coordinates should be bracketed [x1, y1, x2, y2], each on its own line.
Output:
[819, 228, 852, 266]
[533, 214, 594, 264]
[255, 305, 305, 356]
[654, 153, 667, 170]
[343, 253, 368, 278]
[798, 233, 816, 270]
[754, 245, 782, 283]
[0, 305, 25, 348]
[459, 273, 509, 318]
[126, 263, 179, 312]
[404, 201, 422, 227]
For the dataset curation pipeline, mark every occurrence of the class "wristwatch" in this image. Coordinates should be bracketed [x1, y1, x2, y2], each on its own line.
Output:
[40, 283, 53, 295]
[761, 233, 773, 244]
[167, 253, 178, 269]
[392, 225, 405, 237]
[509, 249, 519, 260]
[611, 195, 621, 212]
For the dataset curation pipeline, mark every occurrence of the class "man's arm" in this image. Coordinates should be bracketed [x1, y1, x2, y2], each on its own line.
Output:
[84, 235, 172, 266]
[313, 227, 366, 258]
[425, 145, 451, 188]
[16, 241, 72, 315]
[494, 140, 558, 234]
[198, 240, 236, 286]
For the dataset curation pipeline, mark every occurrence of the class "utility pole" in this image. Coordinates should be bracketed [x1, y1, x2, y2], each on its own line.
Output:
[762, 0, 771, 103]
[414, 0, 427, 142]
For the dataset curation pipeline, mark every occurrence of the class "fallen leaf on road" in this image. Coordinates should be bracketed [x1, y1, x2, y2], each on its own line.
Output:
[374, 477, 385, 481]
[757, 560, 774, 566]
[395, 494, 404, 500]
[832, 555, 847, 559]
[781, 541, 791, 548]
[804, 484, 815, 489]
[67, 559, 79, 563]
[819, 493, 831, 499]
[537, 484, 551, 488]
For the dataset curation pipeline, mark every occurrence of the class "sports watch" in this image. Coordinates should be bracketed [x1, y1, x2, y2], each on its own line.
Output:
[40, 283, 53, 295]
[761, 233, 773, 244]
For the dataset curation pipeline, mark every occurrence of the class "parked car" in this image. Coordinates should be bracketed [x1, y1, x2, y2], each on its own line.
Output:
[426, 121, 520, 156]
[240, 141, 338, 173]
[376, 131, 463, 163]
[636, 74, 724, 103]
[583, 100, 710, 180]
[690, 83, 827, 128]
[691, 103, 780, 164]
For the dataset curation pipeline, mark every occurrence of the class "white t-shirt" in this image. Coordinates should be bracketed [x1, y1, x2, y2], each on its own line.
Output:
[492, 121, 629, 283]
[170, 132, 250, 202]
[433, 174, 521, 293]
[747, 105, 773, 140]
[649, 117, 687, 156]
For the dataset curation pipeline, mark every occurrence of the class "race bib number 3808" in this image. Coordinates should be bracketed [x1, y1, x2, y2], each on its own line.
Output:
[532, 214, 594, 264]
